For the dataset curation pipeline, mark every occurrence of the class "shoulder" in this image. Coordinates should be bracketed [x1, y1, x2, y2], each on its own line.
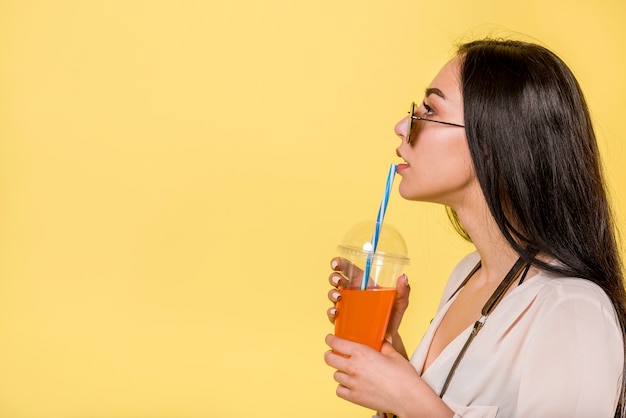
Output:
[523, 272, 622, 342]
[532, 272, 616, 314]
[515, 274, 624, 417]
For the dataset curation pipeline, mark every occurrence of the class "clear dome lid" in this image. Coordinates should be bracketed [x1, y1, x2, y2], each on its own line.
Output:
[337, 221, 409, 265]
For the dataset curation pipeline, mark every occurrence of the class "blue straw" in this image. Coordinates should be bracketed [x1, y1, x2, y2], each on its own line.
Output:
[360, 163, 397, 290]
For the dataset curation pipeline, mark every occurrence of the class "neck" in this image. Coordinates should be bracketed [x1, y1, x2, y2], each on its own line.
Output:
[454, 202, 521, 285]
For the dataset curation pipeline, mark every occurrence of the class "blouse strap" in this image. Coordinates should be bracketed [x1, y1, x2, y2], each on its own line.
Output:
[447, 260, 482, 302]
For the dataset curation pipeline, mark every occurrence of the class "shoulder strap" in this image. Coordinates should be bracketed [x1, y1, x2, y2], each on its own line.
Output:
[439, 257, 529, 398]
[447, 260, 482, 302]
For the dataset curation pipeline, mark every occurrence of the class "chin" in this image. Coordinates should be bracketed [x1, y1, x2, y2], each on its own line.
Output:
[398, 188, 424, 202]
[398, 186, 446, 205]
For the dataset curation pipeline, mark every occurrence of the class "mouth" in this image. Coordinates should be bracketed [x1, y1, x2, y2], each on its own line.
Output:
[395, 149, 410, 167]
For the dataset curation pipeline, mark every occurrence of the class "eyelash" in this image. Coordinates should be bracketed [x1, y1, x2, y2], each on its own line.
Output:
[422, 102, 435, 116]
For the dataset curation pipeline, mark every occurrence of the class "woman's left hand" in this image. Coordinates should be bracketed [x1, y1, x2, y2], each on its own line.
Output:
[323, 334, 421, 416]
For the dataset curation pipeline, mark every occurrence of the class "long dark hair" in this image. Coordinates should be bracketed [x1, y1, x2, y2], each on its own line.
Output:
[450, 38, 626, 416]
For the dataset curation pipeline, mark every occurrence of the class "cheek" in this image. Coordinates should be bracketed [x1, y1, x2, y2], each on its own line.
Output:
[430, 146, 473, 178]
[415, 135, 471, 174]
[399, 139, 476, 202]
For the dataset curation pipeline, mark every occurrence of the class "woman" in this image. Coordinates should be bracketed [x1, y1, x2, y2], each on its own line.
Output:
[324, 39, 626, 417]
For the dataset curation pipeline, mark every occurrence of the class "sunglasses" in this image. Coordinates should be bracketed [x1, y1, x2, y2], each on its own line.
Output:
[406, 101, 465, 144]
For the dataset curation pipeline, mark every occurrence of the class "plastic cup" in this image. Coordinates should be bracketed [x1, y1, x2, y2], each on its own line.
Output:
[334, 221, 409, 351]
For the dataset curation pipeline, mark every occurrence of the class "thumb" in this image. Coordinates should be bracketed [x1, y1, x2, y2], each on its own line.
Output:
[397, 274, 410, 296]
[395, 274, 410, 309]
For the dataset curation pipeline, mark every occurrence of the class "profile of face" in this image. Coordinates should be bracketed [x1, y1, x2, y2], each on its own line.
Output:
[394, 57, 478, 209]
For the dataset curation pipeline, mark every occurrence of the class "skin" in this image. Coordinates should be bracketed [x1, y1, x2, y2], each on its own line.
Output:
[324, 57, 532, 417]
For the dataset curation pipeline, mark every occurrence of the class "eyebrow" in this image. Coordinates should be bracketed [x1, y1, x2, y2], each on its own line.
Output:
[425, 87, 446, 100]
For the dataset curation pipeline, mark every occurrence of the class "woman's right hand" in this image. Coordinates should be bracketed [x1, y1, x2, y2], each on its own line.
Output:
[326, 257, 411, 339]
[326, 257, 354, 325]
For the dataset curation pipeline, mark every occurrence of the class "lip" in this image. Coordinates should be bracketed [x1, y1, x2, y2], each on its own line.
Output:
[396, 163, 410, 173]
[395, 149, 410, 173]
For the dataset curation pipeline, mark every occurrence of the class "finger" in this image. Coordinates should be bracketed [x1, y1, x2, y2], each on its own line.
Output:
[325, 333, 353, 358]
[327, 288, 342, 303]
[328, 272, 345, 288]
[332, 257, 365, 282]
[335, 383, 351, 401]
[325, 333, 371, 359]
[341, 260, 364, 281]
[325, 333, 339, 349]
[324, 346, 350, 370]
[327, 307, 337, 324]
[333, 370, 351, 387]
[380, 340, 398, 356]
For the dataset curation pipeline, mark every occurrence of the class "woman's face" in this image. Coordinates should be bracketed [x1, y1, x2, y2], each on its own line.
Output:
[394, 57, 477, 208]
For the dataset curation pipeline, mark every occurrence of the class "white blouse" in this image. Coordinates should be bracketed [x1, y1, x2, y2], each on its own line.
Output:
[409, 252, 624, 418]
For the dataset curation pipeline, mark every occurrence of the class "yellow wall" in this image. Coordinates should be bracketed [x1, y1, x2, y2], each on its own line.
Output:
[0, 0, 624, 416]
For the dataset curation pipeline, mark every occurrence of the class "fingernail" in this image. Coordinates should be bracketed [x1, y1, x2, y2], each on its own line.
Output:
[403, 274, 409, 286]
[331, 275, 340, 286]
[331, 259, 339, 270]
[331, 290, 341, 301]
[330, 307, 337, 315]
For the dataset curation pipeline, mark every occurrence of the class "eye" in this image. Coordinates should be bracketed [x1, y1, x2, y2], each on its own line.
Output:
[422, 102, 435, 117]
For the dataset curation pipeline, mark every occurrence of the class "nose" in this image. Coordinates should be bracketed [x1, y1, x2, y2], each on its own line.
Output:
[394, 116, 409, 143]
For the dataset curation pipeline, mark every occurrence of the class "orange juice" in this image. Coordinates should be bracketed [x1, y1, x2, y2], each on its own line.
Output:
[334, 287, 396, 351]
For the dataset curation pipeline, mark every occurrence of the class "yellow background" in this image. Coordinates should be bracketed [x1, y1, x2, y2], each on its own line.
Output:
[1, 0, 624, 416]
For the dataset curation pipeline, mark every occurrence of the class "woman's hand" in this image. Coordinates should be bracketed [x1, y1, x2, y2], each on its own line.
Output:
[324, 335, 418, 415]
[326, 257, 411, 343]
[324, 335, 454, 418]
[326, 256, 359, 325]
[325, 335, 450, 417]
